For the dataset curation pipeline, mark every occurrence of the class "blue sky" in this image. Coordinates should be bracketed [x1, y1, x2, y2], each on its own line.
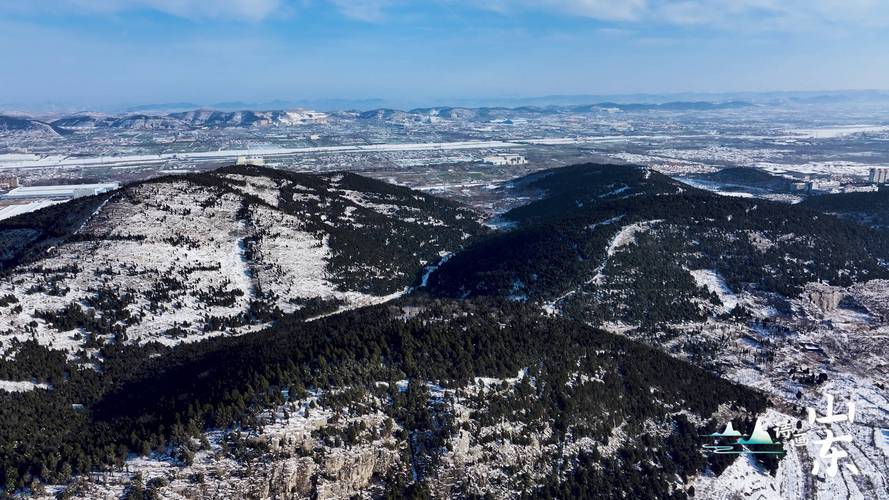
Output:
[2, 1, 889, 109]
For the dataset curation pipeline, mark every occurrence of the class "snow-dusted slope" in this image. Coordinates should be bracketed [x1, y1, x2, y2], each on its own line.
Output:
[0, 115, 62, 138]
[0, 166, 483, 358]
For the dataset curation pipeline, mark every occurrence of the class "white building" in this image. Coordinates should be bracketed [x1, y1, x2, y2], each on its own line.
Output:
[841, 184, 879, 193]
[483, 154, 528, 166]
[3, 183, 120, 200]
[804, 180, 841, 193]
[236, 155, 265, 166]
[869, 167, 889, 184]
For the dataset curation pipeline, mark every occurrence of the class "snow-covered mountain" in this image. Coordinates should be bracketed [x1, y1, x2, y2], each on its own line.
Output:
[1, 163, 885, 499]
[169, 109, 328, 128]
[49, 113, 116, 130]
[428, 163, 889, 499]
[0, 115, 63, 137]
[19, 100, 756, 133]
[0, 165, 483, 357]
[44, 109, 329, 131]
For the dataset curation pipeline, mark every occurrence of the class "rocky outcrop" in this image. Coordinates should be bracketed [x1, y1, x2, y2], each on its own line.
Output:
[257, 456, 317, 499]
[804, 283, 845, 312]
[316, 447, 401, 499]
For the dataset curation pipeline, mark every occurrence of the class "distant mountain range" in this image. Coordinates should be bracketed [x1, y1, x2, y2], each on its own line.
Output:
[4, 89, 889, 135]
[0, 100, 757, 135]
[476, 89, 889, 108]
[4, 89, 889, 115]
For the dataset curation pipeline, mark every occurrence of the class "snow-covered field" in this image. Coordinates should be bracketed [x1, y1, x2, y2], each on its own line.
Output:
[0, 200, 63, 221]
[788, 125, 889, 139]
[0, 140, 528, 170]
[680, 178, 757, 198]
[758, 160, 878, 179]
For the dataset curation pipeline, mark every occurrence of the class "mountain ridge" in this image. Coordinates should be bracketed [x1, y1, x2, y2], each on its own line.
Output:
[1, 163, 886, 497]
[429, 163, 889, 323]
[0, 165, 484, 356]
[1, 101, 758, 134]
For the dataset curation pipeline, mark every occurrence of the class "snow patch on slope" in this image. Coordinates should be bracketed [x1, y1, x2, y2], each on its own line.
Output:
[224, 174, 281, 207]
[690, 269, 739, 313]
[594, 219, 662, 284]
[543, 219, 661, 314]
[0, 380, 52, 392]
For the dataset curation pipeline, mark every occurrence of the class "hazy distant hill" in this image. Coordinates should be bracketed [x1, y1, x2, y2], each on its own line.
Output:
[682, 166, 791, 193]
[0, 115, 64, 137]
[356, 101, 755, 122]
[27, 99, 764, 133]
[170, 109, 327, 127]
[50, 113, 116, 130]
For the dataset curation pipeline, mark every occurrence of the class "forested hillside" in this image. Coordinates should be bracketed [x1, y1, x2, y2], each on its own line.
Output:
[800, 188, 889, 229]
[693, 166, 789, 192]
[429, 164, 889, 324]
[0, 297, 766, 497]
[6, 163, 861, 497]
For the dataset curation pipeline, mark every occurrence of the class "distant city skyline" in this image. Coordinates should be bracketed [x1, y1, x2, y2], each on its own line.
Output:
[2, 1, 889, 110]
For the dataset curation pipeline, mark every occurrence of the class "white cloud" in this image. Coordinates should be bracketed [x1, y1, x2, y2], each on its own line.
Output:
[329, 0, 394, 22]
[62, 0, 286, 21]
[6, 0, 889, 29]
[13, 0, 396, 23]
[476, 0, 889, 30]
[659, 0, 889, 30]
[479, 0, 646, 21]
